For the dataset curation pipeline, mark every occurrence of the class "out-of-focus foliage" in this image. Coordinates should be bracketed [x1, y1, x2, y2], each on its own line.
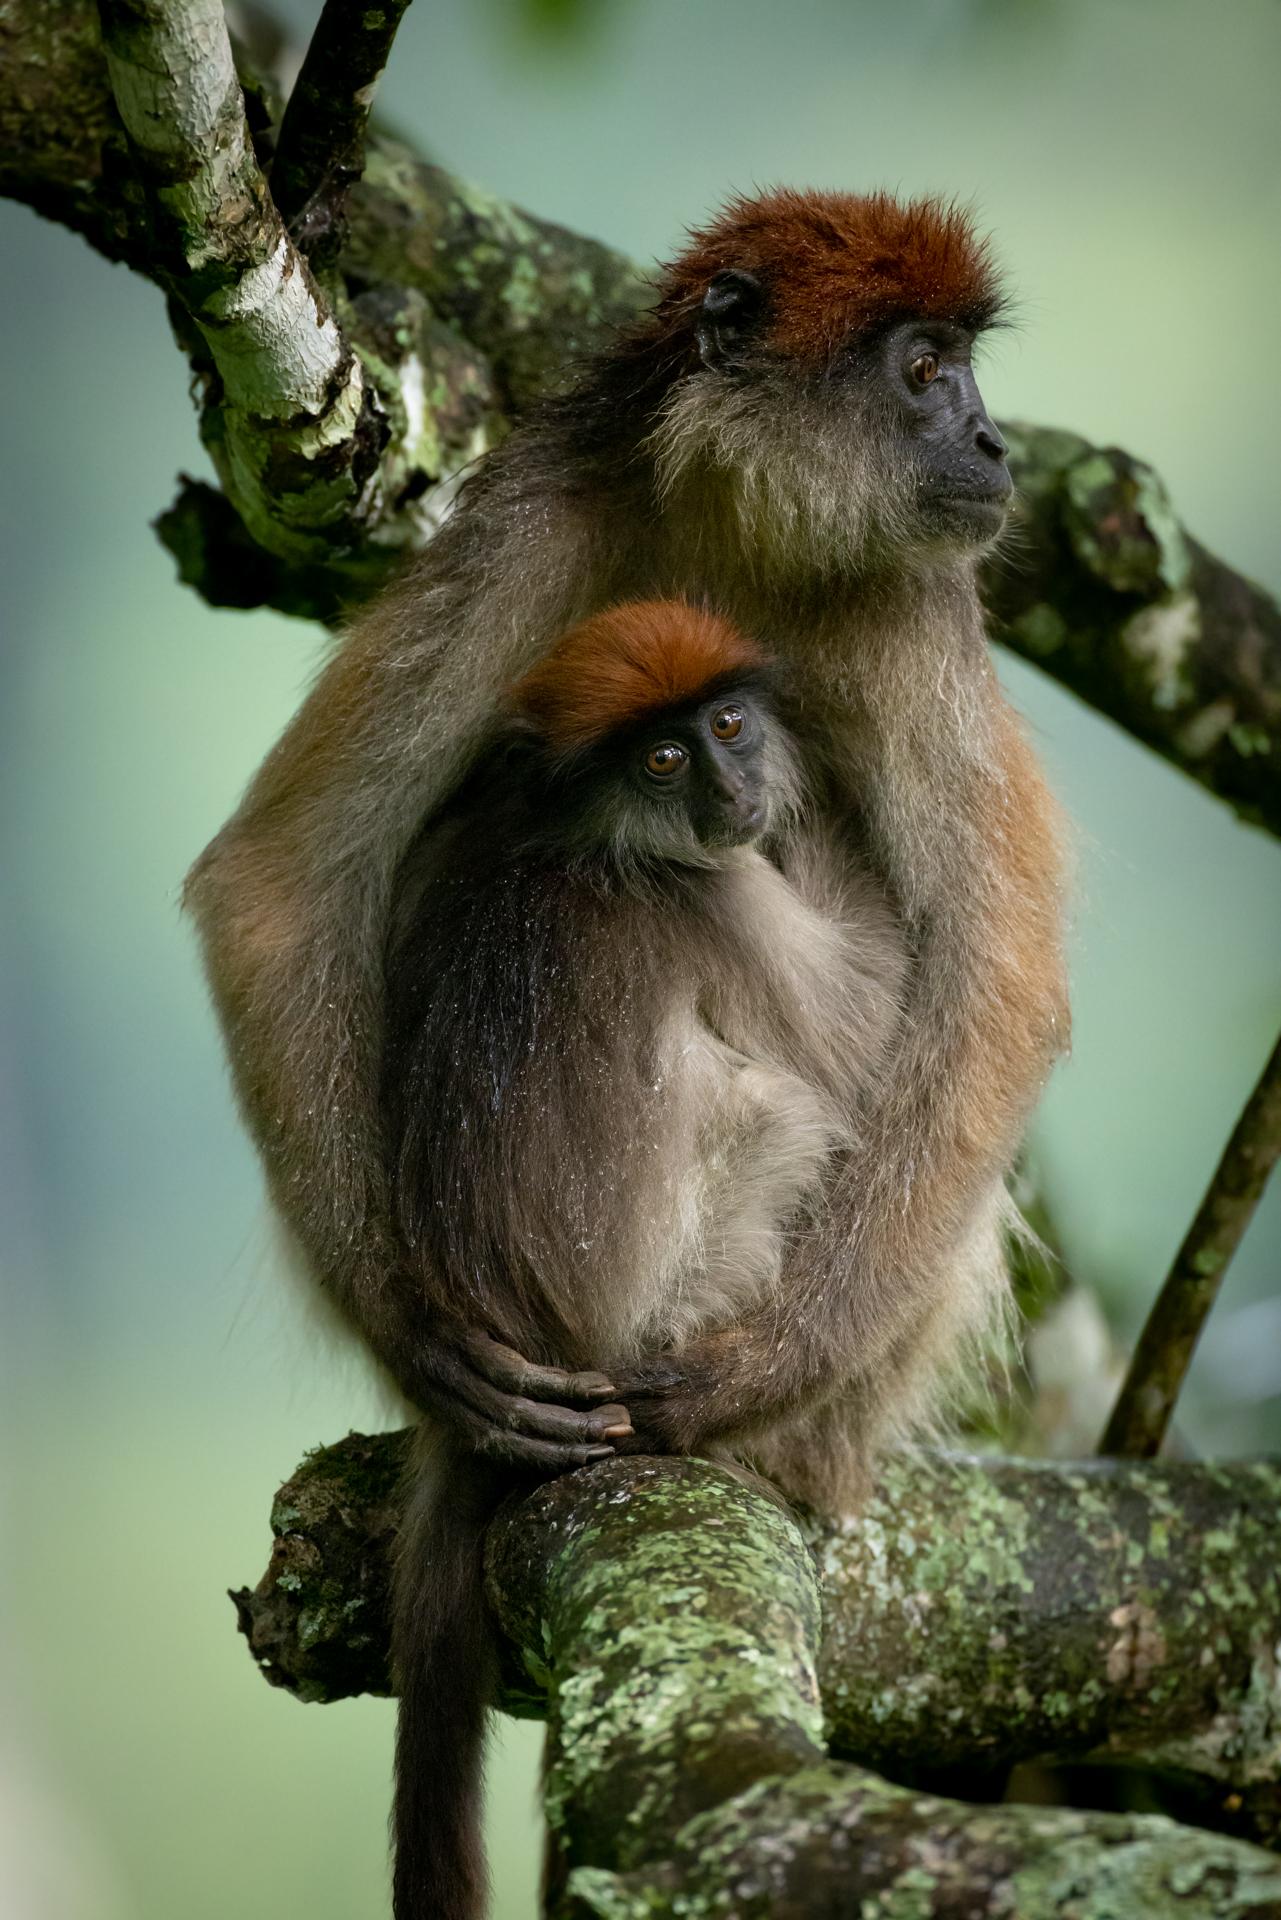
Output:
[505, 0, 615, 44]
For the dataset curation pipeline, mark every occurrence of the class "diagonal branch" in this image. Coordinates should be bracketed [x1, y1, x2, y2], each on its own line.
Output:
[1101, 1030, 1281, 1458]
[270, 0, 414, 262]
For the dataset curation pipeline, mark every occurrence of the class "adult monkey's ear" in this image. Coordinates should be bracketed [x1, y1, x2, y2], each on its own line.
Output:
[695, 269, 766, 370]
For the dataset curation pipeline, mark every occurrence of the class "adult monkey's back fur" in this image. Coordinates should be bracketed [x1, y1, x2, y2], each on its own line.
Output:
[187, 188, 1069, 1915]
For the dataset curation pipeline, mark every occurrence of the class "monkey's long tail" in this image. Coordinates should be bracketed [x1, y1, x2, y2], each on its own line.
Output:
[391, 1432, 504, 1920]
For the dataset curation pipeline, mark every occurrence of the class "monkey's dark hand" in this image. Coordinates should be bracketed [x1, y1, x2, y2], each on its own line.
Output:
[421, 1328, 634, 1471]
[612, 1327, 777, 1454]
[606, 1357, 708, 1455]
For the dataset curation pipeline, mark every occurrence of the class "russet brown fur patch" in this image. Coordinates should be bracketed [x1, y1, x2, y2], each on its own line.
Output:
[647, 187, 1005, 366]
[510, 600, 767, 750]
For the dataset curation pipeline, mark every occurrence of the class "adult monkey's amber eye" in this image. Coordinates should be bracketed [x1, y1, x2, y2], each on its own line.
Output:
[645, 742, 688, 778]
[710, 706, 744, 741]
[911, 352, 940, 386]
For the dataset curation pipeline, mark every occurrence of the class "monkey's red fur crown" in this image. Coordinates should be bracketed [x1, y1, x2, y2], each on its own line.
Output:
[511, 602, 768, 751]
[650, 187, 1005, 364]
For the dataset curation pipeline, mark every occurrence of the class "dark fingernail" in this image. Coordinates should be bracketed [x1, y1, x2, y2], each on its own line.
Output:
[586, 1445, 614, 1460]
[602, 1423, 633, 1439]
[585, 1379, 618, 1398]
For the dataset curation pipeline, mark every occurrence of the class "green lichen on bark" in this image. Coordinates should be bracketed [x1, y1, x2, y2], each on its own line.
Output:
[98, 0, 373, 564]
[565, 1765, 1281, 1918]
[343, 143, 647, 410]
[234, 1436, 1281, 1892]
[487, 1458, 825, 1872]
[0, 0, 154, 266]
[231, 1427, 409, 1703]
[236, 1435, 1281, 1810]
[990, 424, 1281, 836]
[481, 1456, 1281, 1916]
[812, 1453, 1281, 1823]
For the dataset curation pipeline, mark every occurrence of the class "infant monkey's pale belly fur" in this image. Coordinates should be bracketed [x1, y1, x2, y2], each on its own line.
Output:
[580, 831, 912, 1408]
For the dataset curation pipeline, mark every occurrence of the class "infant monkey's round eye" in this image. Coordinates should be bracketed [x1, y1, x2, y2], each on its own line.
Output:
[710, 706, 744, 741]
[911, 352, 940, 387]
[645, 742, 688, 778]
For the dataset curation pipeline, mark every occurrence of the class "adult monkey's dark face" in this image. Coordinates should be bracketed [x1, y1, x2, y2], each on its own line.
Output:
[873, 318, 1012, 543]
[693, 274, 1012, 553]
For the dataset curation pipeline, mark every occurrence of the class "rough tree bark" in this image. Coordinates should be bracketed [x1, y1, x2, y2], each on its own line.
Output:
[5, 3, 1279, 1910]
[233, 1438, 1281, 1912]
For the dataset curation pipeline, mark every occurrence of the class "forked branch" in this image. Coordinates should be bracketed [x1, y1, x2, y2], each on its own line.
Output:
[234, 1435, 1281, 1854]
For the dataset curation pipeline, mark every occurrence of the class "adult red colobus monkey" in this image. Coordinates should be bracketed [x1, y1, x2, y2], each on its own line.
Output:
[188, 188, 1067, 1913]
[384, 598, 907, 1915]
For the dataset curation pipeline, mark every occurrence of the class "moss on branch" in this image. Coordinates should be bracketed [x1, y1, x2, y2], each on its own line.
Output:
[814, 1452, 1281, 1851]
[560, 1767, 1281, 1920]
[233, 1437, 1281, 1848]
[989, 426, 1281, 836]
[236, 1441, 1281, 1912]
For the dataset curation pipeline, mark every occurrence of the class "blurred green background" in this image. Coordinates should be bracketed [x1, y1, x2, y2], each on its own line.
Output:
[2, 0, 1279, 1913]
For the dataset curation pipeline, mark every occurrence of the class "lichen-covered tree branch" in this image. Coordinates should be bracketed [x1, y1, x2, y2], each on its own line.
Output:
[235, 1439, 1281, 1910]
[1, 0, 1278, 831]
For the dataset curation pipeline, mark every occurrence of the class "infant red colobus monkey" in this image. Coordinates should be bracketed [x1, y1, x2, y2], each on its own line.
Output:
[382, 599, 908, 1919]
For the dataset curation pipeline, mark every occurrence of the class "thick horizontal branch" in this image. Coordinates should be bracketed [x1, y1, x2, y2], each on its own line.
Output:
[5, 1, 1280, 830]
[234, 1435, 1281, 1844]
[813, 1451, 1281, 1850]
[236, 1441, 1281, 1912]
[558, 1767, 1281, 1920]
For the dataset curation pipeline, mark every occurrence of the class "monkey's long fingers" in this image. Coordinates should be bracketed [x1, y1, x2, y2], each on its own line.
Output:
[474, 1430, 617, 1472]
[463, 1330, 620, 1404]
[423, 1336, 632, 1467]
[434, 1379, 623, 1471]
[464, 1376, 634, 1446]
[440, 1394, 619, 1471]
[442, 1349, 634, 1457]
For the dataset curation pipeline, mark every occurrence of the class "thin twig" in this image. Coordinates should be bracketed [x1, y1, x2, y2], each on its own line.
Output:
[1100, 1029, 1281, 1457]
[271, 0, 414, 262]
